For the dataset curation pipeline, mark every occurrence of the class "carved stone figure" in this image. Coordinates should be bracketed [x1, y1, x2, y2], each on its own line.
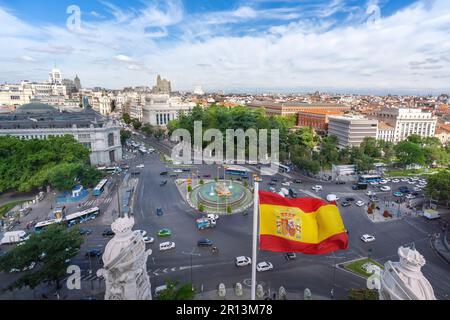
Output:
[97, 216, 152, 300]
[379, 246, 436, 300]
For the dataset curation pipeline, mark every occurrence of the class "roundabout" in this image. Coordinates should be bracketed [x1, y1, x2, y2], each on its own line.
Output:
[188, 180, 253, 214]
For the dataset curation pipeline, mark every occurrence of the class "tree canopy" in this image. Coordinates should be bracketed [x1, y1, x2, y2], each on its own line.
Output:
[0, 224, 84, 291]
[425, 171, 450, 202]
[0, 135, 102, 192]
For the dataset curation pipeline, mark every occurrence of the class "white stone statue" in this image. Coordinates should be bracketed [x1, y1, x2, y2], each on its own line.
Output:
[278, 286, 287, 300]
[97, 216, 152, 300]
[256, 285, 264, 299]
[235, 283, 243, 297]
[304, 288, 312, 300]
[218, 283, 226, 297]
[379, 246, 436, 300]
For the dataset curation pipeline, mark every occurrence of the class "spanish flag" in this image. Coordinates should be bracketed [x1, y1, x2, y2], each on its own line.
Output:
[259, 191, 348, 254]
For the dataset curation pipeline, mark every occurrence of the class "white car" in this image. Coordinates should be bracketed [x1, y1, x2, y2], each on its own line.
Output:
[361, 234, 376, 243]
[413, 187, 422, 192]
[137, 230, 147, 237]
[235, 256, 252, 267]
[407, 180, 415, 185]
[405, 194, 416, 199]
[136, 164, 145, 169]
[281, 182, 291, 187]
[392, 179, 400, 183]
[173, 169, 183, 174]
[312, 185, 323, 191]
[370, 181, 379, 186]
[159, 242, 176, 251]
[257, 262, 274, 272]
[365, 191, 376, 196]
[207, 214, 219, 221]
[380, 186, 391, 191]
[400, 178, 408, 182]
[379, 179, 388, 185]
[356, 200, 365, 207]
[143, 236, 154, 244]
[326, 194, 339, 202]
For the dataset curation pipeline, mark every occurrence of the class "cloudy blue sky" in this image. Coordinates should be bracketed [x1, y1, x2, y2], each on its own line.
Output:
[0, 0, 449, 94]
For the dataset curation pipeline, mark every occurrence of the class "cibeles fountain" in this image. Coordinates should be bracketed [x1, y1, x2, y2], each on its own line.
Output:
[97, 215, 152, 300]
[379, 246, 436, 300]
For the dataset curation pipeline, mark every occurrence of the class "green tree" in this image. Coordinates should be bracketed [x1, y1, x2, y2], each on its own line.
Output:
[0, 224, 83, 291]
[425, 171, 450, 202]
[360, 137, 381, 158]
[120, 129, 131, 144]
[348, 288, 379, 300]
[157, 280, 196, 300]
[350, 147, 374, 173]
[394, 140, 425, 169]
[141, 124, 154, 136]
[407, 134, 422, 144]
[318, 136, 339, 168]
[132, 119, 142, 130]
[122, 113, 132, 125]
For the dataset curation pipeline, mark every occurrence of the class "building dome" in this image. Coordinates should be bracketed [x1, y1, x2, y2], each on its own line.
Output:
[16, 103, 57, 113]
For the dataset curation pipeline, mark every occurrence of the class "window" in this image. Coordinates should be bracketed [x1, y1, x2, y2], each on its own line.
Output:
[108, 133, 114, 147]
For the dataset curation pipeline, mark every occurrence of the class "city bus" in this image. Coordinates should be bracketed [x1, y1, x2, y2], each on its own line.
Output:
[274, 163, 291, 173]
[65, 207, 100, 227]
[98, 166, 121, 174]
[225, 166, 249, 178]
[93, 179, 108, 196]
[359, 174, 382, 183]
[34, 219, 61, 233]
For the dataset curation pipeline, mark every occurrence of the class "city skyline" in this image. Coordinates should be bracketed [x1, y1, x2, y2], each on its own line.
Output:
[0, 0, 449, 94]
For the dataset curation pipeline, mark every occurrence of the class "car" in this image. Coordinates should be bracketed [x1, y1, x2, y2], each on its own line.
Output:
[154, 285, 168, 297]
[393, 191, 403, 197]
[293, 179, 302, 184]
[405, 194, 416, 199]
[268, 182, 277, 186]
[79, 228, 92, 236]
[413, 187, 422, 192]
[160, 180, 168, 187]
[143, 236, 154, 244]
[235, 256, 252, 267]
[182, 168, 191, 172]
[399, 187, 410, 193]
[203, 174, 211, 178]
[400, 178, 408, 182]
[392, 179, 400, 183]
[271, 178, 279, 182]
[370, 181, 379, 186]
[365, 191, 376, 196]
[159, 242, 176, 251]
[160, 171, 168, 176]
[173, 169, 183, 174]
[281, 182, 291, 187]
[407, 180, 415, 185]
[102, 229, 115, 237]
[137, 230, 147, 237]
[411, 192, 420, 196]
[356, 200, 365, 207]
[207, 214, 219, 220]
[341, 201, 351, 207]
[361, 234, 376, 243]
[379, 179, 388, 184]
[169, 173, 178, 178]
[85, 249, 102, 257]
[157, 228, 172, 237]
[312, 185, 323, 191]
[197, 238, 213, 247]
[380, 186, 391, 191]
[156, 207, 163, 216]
[345, 197, 355, 202]
[285, 253, 296, 261]
[369, 196, 380, 202]
[257, 262, 274, 272]
[136, 164, 145, 169]
[335, 181, 346, 185]
[269, 187, 276, 192]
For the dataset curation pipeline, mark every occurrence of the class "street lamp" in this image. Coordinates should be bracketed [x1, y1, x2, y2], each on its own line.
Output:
[182, 249, 201, 291]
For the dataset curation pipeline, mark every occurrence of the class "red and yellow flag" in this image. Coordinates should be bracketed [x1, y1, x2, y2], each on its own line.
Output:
[258, 191, 348, 254]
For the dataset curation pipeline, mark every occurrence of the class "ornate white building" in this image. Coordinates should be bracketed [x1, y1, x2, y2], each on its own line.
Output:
[142, 94, 195, 127]
[379, 246, 436, 300]
[97, 216, 152, 300]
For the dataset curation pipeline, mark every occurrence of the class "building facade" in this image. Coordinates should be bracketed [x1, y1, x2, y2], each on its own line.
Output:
[0, 103, 122, 166]
[328, 115, 378, 148]
[142, 94, 195, 126]
[297, 110, 343, 134]
[375, 108, 437, 143]
[247, 101, 351, 116]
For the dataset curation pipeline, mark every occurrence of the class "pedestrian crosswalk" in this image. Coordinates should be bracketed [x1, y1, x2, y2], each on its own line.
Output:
[80, 196, 113, 209]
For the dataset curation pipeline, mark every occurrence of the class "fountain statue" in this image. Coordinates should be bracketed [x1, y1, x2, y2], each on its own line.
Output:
[215, 182, 232, 197]
[97, 216, 152, 300]
[379, 246, 436, 300]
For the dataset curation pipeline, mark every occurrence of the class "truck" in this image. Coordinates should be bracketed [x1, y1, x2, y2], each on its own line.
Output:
[0, 230, 29, 245]
[196, 217, 217, 230]
[423, 209, 440, 220]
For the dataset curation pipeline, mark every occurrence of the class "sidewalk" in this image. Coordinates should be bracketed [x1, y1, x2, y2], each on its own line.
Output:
[431, 231, 450, 264]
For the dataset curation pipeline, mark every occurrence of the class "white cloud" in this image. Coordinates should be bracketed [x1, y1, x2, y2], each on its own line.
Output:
[0, 0, 449, 94]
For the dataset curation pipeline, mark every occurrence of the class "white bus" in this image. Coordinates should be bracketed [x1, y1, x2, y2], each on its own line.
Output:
[275, 163, 291, 173]
[93, 179, 108, 196]
[66, 207, 100, 227]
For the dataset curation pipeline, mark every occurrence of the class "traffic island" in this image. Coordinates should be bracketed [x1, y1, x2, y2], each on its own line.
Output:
[340, 258, 384, 278]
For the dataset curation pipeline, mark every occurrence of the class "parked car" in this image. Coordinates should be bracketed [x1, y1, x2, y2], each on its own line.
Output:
[405, 194, 416, 199]
[360, 234, 376, 243]
[257, 262, 274, 272]
[345, 197, 355, 202]
[356, 200, 365, 207]
[380, 186, 391, 192]
[197, 238, 213, 247]
[79, 228, 92, 236]
[341, 201, 351, 207]
[312, 185, 323, 191]
[393, 191, 404, 197]
[156, 207, 163, 216]
[392, 179, 400, 183]
[160, 171, 168, 176]
[173, 169, 183, 174]
[160, 180, 168, 187]
[293, 179, 302, 184]
[137, 230, 147, 237]
[281, 181, 291, 187]
[102, 229, 115, 237]
[159, 242, 176, 251]
[136, 164, 145, 169]
[335, 181, 346, 185]
[235, 256, 252, 267]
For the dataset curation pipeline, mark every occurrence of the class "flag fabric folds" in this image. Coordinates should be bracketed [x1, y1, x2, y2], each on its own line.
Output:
[258, 191, 348, 254]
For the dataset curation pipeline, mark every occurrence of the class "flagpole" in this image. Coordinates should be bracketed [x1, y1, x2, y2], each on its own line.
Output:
[251, 181, 259, 300]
